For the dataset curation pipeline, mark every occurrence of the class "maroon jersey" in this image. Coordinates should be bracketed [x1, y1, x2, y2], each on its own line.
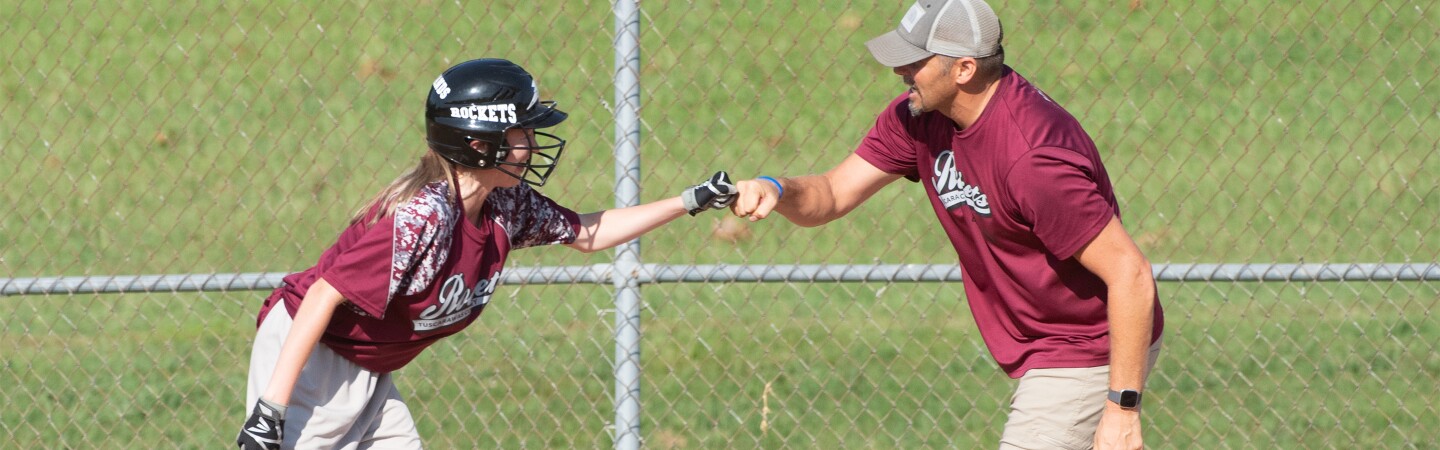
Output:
[856, 67, 1164, 377]
[258, 182, 580, 373]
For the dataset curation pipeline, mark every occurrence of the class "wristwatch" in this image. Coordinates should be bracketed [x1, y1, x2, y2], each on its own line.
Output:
[1108, 389, 1142, 410]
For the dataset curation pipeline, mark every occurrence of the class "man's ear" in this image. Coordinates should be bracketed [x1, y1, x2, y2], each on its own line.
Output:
[952, 57, 979, 85]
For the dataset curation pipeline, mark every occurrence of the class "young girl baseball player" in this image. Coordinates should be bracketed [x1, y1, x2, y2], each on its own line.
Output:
[236, 58, 735, 449]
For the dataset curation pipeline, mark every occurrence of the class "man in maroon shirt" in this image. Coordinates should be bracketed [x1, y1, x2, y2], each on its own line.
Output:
[731, 1, 1164, 448]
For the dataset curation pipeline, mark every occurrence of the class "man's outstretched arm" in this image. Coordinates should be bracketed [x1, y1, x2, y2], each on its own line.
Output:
[732, 154, 902, 227]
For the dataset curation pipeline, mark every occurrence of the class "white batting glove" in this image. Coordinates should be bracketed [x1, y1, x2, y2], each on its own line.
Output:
[682, 171, 737, 216]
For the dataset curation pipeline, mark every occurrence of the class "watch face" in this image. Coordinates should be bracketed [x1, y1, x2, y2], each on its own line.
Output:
[1119, 390, 1141, 407]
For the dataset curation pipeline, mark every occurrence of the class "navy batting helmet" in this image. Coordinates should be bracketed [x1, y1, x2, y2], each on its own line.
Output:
[425, 58, 567, 186]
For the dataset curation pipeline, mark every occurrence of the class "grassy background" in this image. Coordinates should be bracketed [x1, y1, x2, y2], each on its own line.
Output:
[2, 0, 1438, 448]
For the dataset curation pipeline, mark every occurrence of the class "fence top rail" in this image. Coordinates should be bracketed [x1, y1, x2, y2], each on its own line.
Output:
[3, 263, 1437, 296]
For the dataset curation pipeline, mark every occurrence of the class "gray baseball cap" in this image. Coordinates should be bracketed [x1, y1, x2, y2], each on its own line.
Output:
[865, 0, 1003, 67]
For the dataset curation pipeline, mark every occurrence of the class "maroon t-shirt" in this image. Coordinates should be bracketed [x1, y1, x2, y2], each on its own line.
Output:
[856, 67, 1164, 377]
[257, 182, 580, 373]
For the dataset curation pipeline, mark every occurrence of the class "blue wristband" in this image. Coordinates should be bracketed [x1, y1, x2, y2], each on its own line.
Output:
[757, 176, 783, 199]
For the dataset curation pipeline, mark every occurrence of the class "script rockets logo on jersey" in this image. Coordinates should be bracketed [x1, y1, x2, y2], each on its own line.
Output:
[413, 272, 501, 332]
[932, 150, 990, 216]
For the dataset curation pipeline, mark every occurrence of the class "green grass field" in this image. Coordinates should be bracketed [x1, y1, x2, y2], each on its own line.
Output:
[2, 0, 1438, 448]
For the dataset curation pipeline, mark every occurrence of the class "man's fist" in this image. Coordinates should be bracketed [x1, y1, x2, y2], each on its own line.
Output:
[236, 398, 287, 450]
[681, 171, 737, 216]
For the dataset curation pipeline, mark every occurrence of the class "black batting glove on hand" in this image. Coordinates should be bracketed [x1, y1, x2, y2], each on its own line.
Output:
[237, 398, 287, 450]
[681, 171, 737, 216]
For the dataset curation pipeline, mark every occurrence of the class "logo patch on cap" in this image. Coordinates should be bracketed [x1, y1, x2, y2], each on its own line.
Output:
[900, 3, 926, 32]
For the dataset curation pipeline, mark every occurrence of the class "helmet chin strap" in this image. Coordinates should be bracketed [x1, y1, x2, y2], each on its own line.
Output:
[492, 164, 528, 184]
[447, 160, 470, 225]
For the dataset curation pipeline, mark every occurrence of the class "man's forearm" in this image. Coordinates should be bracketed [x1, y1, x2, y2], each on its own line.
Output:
[1107, 274, 1156, 392]
[769, 174, 846, 227]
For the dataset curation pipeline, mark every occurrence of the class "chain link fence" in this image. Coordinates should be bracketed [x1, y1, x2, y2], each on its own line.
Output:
[3, 0, 1437, 448]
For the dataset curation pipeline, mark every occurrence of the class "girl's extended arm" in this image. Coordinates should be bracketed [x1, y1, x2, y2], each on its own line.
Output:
[567, 197, 690, 253]
[566, 172, 733, 253]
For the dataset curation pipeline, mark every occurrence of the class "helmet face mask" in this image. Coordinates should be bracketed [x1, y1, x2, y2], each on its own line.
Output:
[424, 59, 568, 186]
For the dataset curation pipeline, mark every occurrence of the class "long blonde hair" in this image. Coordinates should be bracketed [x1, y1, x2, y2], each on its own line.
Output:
[350, 151, 457, 225]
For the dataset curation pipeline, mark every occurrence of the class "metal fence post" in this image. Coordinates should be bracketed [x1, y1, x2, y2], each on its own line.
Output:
[611, 0, 643, 449]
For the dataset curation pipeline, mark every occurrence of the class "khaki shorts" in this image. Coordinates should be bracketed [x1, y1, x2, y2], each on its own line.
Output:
[246, 303, 423, 449]
[998, 341, 1162, 450]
